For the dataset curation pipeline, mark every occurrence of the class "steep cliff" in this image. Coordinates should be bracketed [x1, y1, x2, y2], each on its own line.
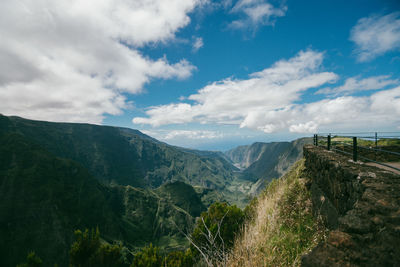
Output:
[226, 138, 312, 194]
[302, 145, 400, 266]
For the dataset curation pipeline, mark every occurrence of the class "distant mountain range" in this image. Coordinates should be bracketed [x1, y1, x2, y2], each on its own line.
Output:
[0, 114, 310, 266]
[225, 138, 312, 194]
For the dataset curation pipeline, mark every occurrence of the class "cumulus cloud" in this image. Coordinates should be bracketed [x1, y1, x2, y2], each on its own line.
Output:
[133, 50, 338, 129]
[316, 75, 399, 95]
[133, 50, 400, 133]
[228, 0, 287, 29]
[0, 0, 200, 123]
[258, 87, 400, 133]
[350, 12, 400, 62]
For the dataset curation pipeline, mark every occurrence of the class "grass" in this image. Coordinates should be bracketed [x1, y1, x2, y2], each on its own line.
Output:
[329, 137, 400, 147]
[223, 159, 327, 267]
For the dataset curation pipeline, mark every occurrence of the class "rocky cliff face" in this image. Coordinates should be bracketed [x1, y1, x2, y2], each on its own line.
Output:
[301, 145, 400, 266]
[225, 142, 275, 170]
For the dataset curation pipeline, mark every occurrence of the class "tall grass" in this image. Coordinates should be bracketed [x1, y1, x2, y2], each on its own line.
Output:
[223, 159, 327, 267]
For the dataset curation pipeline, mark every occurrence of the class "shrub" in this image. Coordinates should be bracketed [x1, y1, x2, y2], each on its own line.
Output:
[164, 249, 194, 267]
[131, 243, 162, 267]
[16, 252, 43, 267]
[190, 202, 245, 263]
[70, 228, 127, 267]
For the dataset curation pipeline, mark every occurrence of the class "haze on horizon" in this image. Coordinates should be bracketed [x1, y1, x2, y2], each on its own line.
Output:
[1, 0, 400, 150]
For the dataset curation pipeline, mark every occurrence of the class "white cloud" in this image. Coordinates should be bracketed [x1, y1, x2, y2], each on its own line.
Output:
[133, 49, 400, 133]
[241, 87, 400, 133]
[350, 12, 400, 62]
[165, 130, 223, 140]
[133, 50, 338, 129]
[316, 75, 399, 95]
[229, 0, 287, 29]
[142, 129, 223, 140]
[0, 0, 200, 123]
[192, 37, 204, 52]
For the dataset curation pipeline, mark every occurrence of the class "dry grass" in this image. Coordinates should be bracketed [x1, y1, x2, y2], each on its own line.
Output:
[223, 159, 327, 267]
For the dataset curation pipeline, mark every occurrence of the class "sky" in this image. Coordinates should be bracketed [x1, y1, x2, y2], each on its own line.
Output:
[1, 0, 400, 150]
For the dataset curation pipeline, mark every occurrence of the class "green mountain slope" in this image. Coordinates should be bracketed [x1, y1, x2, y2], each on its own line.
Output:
[0, 129, 120, 266]
[225, 138, 312, 194]
[0, 116, 208, 266]
[5, 115, 237, 191]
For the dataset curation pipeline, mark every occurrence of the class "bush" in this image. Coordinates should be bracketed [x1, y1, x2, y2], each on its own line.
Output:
[164, 249, 194, 267]
[131, 244, 162, 267]
[69, 228, 127, 267]
[16, 252, 43, 267]
[190, 202, 245, 262]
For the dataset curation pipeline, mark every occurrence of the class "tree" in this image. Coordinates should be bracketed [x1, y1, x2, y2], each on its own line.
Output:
[69, 228, 127, 267]
[131, 243, 162, 267]
[164, 249, 194, 267]
[189, 202, 245, 265]
[16, 251, 43, 267]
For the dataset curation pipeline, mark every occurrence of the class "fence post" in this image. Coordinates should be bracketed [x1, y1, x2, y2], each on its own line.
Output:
[316, 135, 318, 147]
[353, 137, 357, 162]
[375, 132, 378, 160]
[327, 134, 331, 150]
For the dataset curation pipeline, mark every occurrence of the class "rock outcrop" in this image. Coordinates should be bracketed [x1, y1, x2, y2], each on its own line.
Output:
[301, 145, 400, 266]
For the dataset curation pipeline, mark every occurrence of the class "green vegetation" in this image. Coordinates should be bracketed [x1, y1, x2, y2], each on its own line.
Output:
[330, 136, 400, 147]
[319, 136, 400, 162]
[16, 252, 43, 267]
[70, 228, 128, 267]
[131, 244, 163, 267]
[190, 202, 245, 264]
[1, 114, 321, 266]
[225, 160, 327, 266]
[131, 244, 193, 267]
[225, 138, 313, 195]
[0, 116, 207, 266]
[5, 115, 238, 193]
[163, 250, 194, 267]
[0, 128, 124, 266]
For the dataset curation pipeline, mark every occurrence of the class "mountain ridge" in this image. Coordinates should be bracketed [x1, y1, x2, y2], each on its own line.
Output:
[4, 115, 238, 191]
[225, 137, 312, 194]
[0, 114, 311, 266]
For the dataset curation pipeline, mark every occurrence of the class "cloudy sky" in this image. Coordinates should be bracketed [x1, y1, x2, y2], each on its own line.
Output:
[1, 0, 400, 150]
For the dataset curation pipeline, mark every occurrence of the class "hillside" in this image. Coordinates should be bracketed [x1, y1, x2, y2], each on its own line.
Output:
[0, 116, 207, 266]
[225, 138, 312, 194]
[225, 160, 326, 266]
[225, 145, 400, 267]
[0, 114, 317, 266]
[2, 115, 249, 204]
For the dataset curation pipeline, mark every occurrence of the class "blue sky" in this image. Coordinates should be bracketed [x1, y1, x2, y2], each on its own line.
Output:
[1, 0, 400, 150]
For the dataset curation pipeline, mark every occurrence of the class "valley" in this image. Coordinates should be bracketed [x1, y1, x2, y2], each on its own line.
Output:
[0, 115, 307, 266]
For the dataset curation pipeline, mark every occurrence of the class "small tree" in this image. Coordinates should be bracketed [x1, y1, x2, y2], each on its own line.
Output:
[189, 202, 245, 265]
[131, 243, 162, 267]
[70, 227, 127, 267]
[16, 252, 43, 267]
[70, 228, 101, 266]
[164, 249, 194, 267]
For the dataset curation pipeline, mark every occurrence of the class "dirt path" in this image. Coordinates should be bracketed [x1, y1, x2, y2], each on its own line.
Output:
[365, 162, 400, 175]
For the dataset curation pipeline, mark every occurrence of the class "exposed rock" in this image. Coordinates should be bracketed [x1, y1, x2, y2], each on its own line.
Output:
[301, 145, 400, 266]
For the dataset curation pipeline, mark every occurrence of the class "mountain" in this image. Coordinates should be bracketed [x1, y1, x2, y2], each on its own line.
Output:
[0, 136, 204, 266]
[225, 138, 312, 194]
[0, 115, 211, 266]
[4, 115, 239, 193]
[0, 114, 310, 266]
